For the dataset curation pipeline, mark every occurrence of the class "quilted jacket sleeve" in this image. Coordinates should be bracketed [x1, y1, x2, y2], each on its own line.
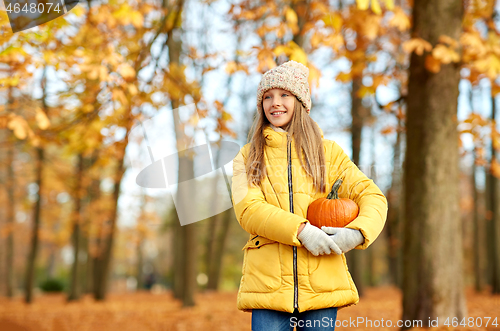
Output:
[329, 141, 388, 250]
[231, 147, 307, 246]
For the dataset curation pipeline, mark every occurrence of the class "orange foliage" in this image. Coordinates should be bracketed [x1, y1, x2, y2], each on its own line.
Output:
[0, 287, 498, 331]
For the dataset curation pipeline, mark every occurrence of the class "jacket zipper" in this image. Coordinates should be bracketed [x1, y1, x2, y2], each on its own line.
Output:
[287, 135, 298, 310]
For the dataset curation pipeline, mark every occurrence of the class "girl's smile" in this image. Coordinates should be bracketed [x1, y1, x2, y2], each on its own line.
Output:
[262, 88, 295, 128]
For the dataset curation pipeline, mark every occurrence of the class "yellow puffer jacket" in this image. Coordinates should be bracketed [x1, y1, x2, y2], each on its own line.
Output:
[231, 123, 388, 313]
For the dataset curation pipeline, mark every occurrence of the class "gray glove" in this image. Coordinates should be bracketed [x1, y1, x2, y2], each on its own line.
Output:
[298, 223, 342, 256]
[321, 227, 365, 254]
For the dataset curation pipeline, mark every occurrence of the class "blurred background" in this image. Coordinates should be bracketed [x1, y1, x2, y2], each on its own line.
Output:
[0, 0, 499, 330]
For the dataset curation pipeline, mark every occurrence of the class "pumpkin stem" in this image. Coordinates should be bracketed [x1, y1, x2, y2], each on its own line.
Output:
[326, 179, 343, 200]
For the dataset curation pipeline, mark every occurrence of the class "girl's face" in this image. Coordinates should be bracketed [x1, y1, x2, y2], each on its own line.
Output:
[262, 88, 295, 129]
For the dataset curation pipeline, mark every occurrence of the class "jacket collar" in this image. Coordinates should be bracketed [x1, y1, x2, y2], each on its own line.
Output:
[263, 122, 324, 148]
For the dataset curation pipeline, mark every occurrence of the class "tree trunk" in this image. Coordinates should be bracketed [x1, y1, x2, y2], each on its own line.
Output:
[206, 147, 231, 291]
[346, 75, 366, 296]
[136, 237, 144, 291]
[93, 133, 132, 301]
[165, 0, 196, 307]
[205, 166, 222, 290]
[68, 153, 84, 301]
[24, 147, 44, 303]
[487, 90, 500, 293]
[6, 135, 15, 298]
[386, 114, 403, 288]
[172, 208, 184, 299]
[136, 191, 146, 291]
[93, 116, 132, 300]
[85, 150, 100, 294]
[291, 0, 307, 48]
[171, 105, 197, 307]
[402, 0, 466, 327]
[367, 122, 377, 287]
[168, 48, 184, 300]
[207, 208, 232, 290]
[472, 146, 486, 292]
[470, 87, 486, 292]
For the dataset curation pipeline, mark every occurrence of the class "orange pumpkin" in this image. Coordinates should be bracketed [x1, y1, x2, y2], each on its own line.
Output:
[307, 179, 359, 228]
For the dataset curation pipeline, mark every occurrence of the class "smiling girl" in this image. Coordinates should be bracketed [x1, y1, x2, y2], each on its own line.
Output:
[231, 60, 388, 331]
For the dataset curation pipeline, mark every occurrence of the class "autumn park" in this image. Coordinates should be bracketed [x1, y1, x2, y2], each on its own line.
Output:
[0, 0, 500, 329]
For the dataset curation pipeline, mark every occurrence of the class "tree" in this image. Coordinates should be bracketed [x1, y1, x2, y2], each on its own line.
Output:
[402, 0, 467, 327]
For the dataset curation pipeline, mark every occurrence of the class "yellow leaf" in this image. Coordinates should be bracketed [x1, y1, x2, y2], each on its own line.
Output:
[476, 55, 500, 80]
[83, 104, 93, 113]
[285, 7, 298, 25]
[308, 63, 321, 89]
[188, 114, 199, 127]
[241, 10, 256, 20]
[460, 32, 486, 57]
[273, 45, 290, 57]
[492, 84, 500, 97]
[373, 75, 390, 87]
[402, 38, 432, 56]
[383, 0, 394, 10]
[323, 33, 344, 52]
[290, 47, 308, 64]
[491, 159, 500, 179]
[432, 44, 460, 64]
[371, 0, 382, 14]
[88, 65, 99, 80]
[356, 0, 370, 10]
[389, 7, 410, 31]
[425, 54, 441, 73]
[112, 89, 128, 106]
[357, 85, 375, 98]
[35, 108, 50, 130]
[99, 65, 109, 81]
[276, 23, 287, 38]
[311, 32, 323, 49]
[362, 15, 381, 40]
[225, 61, 248, 75]
[128, 84, 138, 96]
[438, 35, 459, 49]
[7, 115, 28, 140]
[30, 136, 40, 147]
[335, 72, 352, 83]
[332, 13, 343, 31]
[487, 31, 500, 51]
[225, 61, 237, 74]
[322, 12, 343, 31]
[221, 111, 232, 122]
[70, 5, 85, 16]
[118, 63, 136, 81]
[380, 126, 395, 135]
[131, 11, 143, 28]
[493, 131, 500, 151]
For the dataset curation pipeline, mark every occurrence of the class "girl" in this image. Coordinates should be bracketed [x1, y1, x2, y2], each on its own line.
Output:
[231, 60, 388, 331]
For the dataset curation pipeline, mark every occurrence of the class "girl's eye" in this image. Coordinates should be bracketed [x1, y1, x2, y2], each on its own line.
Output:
[264, 94, 287, 99]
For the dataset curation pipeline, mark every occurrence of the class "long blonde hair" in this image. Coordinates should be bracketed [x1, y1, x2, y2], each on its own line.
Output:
[246, 96, 327, 194]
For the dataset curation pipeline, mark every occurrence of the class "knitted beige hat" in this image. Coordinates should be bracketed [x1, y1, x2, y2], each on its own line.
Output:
[256, 60, 311, 114]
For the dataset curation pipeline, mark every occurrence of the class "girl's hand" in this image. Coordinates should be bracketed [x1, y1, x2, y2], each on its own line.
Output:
[298, 223, 342, 256]
[321, 227, 365, 254]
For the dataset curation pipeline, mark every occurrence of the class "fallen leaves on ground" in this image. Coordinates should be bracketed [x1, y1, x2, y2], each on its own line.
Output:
[0, 286, 498, 331]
